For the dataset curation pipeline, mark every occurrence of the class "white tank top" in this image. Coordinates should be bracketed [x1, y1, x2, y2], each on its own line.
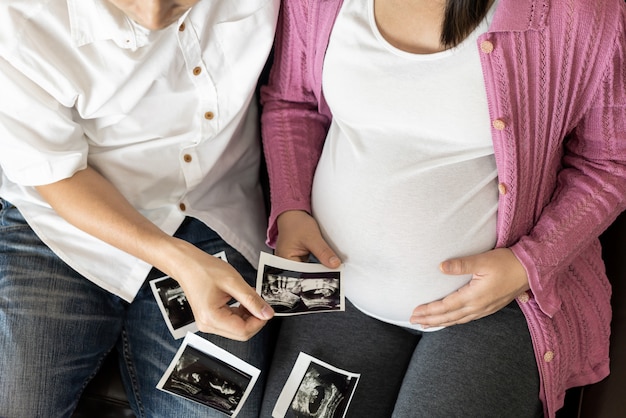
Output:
[312, 0, 499, 330]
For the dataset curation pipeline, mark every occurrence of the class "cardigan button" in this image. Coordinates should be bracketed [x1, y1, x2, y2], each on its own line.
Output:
[492, 119, 506, 130]
[498, 183, 507, 195]
[480, 40, 494, 54]
[518, 292, 530, 303]
[544, 351, 555, 363]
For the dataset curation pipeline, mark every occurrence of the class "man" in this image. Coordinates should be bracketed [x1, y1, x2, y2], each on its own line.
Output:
[0, 0, 279, 416]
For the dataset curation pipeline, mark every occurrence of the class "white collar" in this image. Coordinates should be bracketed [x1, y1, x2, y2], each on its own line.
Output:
[67, 0, 155, 50]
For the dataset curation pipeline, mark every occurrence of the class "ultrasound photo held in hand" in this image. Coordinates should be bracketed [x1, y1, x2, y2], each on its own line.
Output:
[256, 252, 344, 316]
[150, 251, 229, 339]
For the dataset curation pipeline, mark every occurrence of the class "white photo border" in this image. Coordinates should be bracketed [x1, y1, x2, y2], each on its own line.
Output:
[272, 352, 360, 418]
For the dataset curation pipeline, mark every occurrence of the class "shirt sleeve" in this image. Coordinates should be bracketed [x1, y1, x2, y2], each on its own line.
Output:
[0, 56, 88, 187]
[511, 16, 626, 316]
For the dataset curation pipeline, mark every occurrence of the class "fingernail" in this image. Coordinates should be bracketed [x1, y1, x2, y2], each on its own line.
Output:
[329, 256, 340, 266]
[261, 305, 274, 320]
[440, 261, 450, 272]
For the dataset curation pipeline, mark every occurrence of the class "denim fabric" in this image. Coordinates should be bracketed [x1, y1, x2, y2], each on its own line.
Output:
[0, 199, 272, 418]
[261, 298, 542, 418]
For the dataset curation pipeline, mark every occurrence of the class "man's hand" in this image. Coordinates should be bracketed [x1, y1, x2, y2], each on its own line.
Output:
[275, 210, 341, 269]
[36, 166, 272, 341]
[410, 248, 530, 328]
[169, 240, 274, 341]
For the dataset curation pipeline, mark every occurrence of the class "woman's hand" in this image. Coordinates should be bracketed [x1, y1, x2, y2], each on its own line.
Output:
[275, 210, 341, 269]
[410, 248, 530, 328]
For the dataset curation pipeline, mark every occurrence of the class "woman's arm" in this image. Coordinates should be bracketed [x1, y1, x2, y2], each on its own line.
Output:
[260, 1, 340, 267]
[413, 5, 626, 327]
[511, 13, 626, 316]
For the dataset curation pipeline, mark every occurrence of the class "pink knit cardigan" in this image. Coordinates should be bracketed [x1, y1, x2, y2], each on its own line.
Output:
[260, 0, 626, 416]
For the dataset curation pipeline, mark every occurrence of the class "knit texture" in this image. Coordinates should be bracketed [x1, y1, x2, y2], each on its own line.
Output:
[260, 0, 626, 416]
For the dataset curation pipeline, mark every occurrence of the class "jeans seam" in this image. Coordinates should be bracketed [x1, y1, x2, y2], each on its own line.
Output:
[121, 329, 146, 418]
[86, 350, 114, 390]
[70, 349, 116, 411]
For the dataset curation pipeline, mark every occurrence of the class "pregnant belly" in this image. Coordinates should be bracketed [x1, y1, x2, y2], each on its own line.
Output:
[311, 151, 498, 328]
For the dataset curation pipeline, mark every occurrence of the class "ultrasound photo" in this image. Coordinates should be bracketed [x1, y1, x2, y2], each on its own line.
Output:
[158, 333, 260, 417]
[150, 251, 229, 339]
[256, 252, 344, 316]
[273, 353, 359, 418]
[153, 277, 194, 328]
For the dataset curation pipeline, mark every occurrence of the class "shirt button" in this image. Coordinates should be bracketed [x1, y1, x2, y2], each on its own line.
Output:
[183, 154, 192, 163]
[179, 203, 186, 211]
[179, 22, 186, 31]
[492, 119, 506, 130]
[544, 351, 555, 363]
[204, 111, 214, 120]
[518, 292, 530, 303]
[480, 40, 494, 54]
[498, 183, 507, 195]
[192, 66, 202, 76]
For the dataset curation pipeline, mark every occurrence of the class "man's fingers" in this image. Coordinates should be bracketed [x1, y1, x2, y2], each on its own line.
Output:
[189, 272, 274, 340]
[219, 278, 274, 322]
[236, 286, 275, 321]
[196, 305, 267, 341]
[193, 287, 272, 340]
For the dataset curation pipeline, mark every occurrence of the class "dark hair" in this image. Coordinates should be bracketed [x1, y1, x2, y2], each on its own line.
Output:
[441, 0, 494, 47]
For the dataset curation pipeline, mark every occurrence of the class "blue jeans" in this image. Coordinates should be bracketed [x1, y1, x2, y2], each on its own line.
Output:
[0, 199, 273, 418]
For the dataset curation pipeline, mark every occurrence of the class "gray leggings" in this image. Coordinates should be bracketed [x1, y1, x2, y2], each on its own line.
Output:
[261, 300, 542, 418]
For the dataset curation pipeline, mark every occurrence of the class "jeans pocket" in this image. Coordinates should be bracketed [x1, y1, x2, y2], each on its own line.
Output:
[0, 198, 23, 228]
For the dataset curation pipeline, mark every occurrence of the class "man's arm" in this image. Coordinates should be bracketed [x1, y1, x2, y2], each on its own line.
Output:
[36, 166, 273, 341]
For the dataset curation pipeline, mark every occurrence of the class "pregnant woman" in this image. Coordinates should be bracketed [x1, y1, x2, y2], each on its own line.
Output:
[259, 0, 626, 417]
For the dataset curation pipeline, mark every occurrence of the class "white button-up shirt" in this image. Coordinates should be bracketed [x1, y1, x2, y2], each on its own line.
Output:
[0, 0, 279, 301]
